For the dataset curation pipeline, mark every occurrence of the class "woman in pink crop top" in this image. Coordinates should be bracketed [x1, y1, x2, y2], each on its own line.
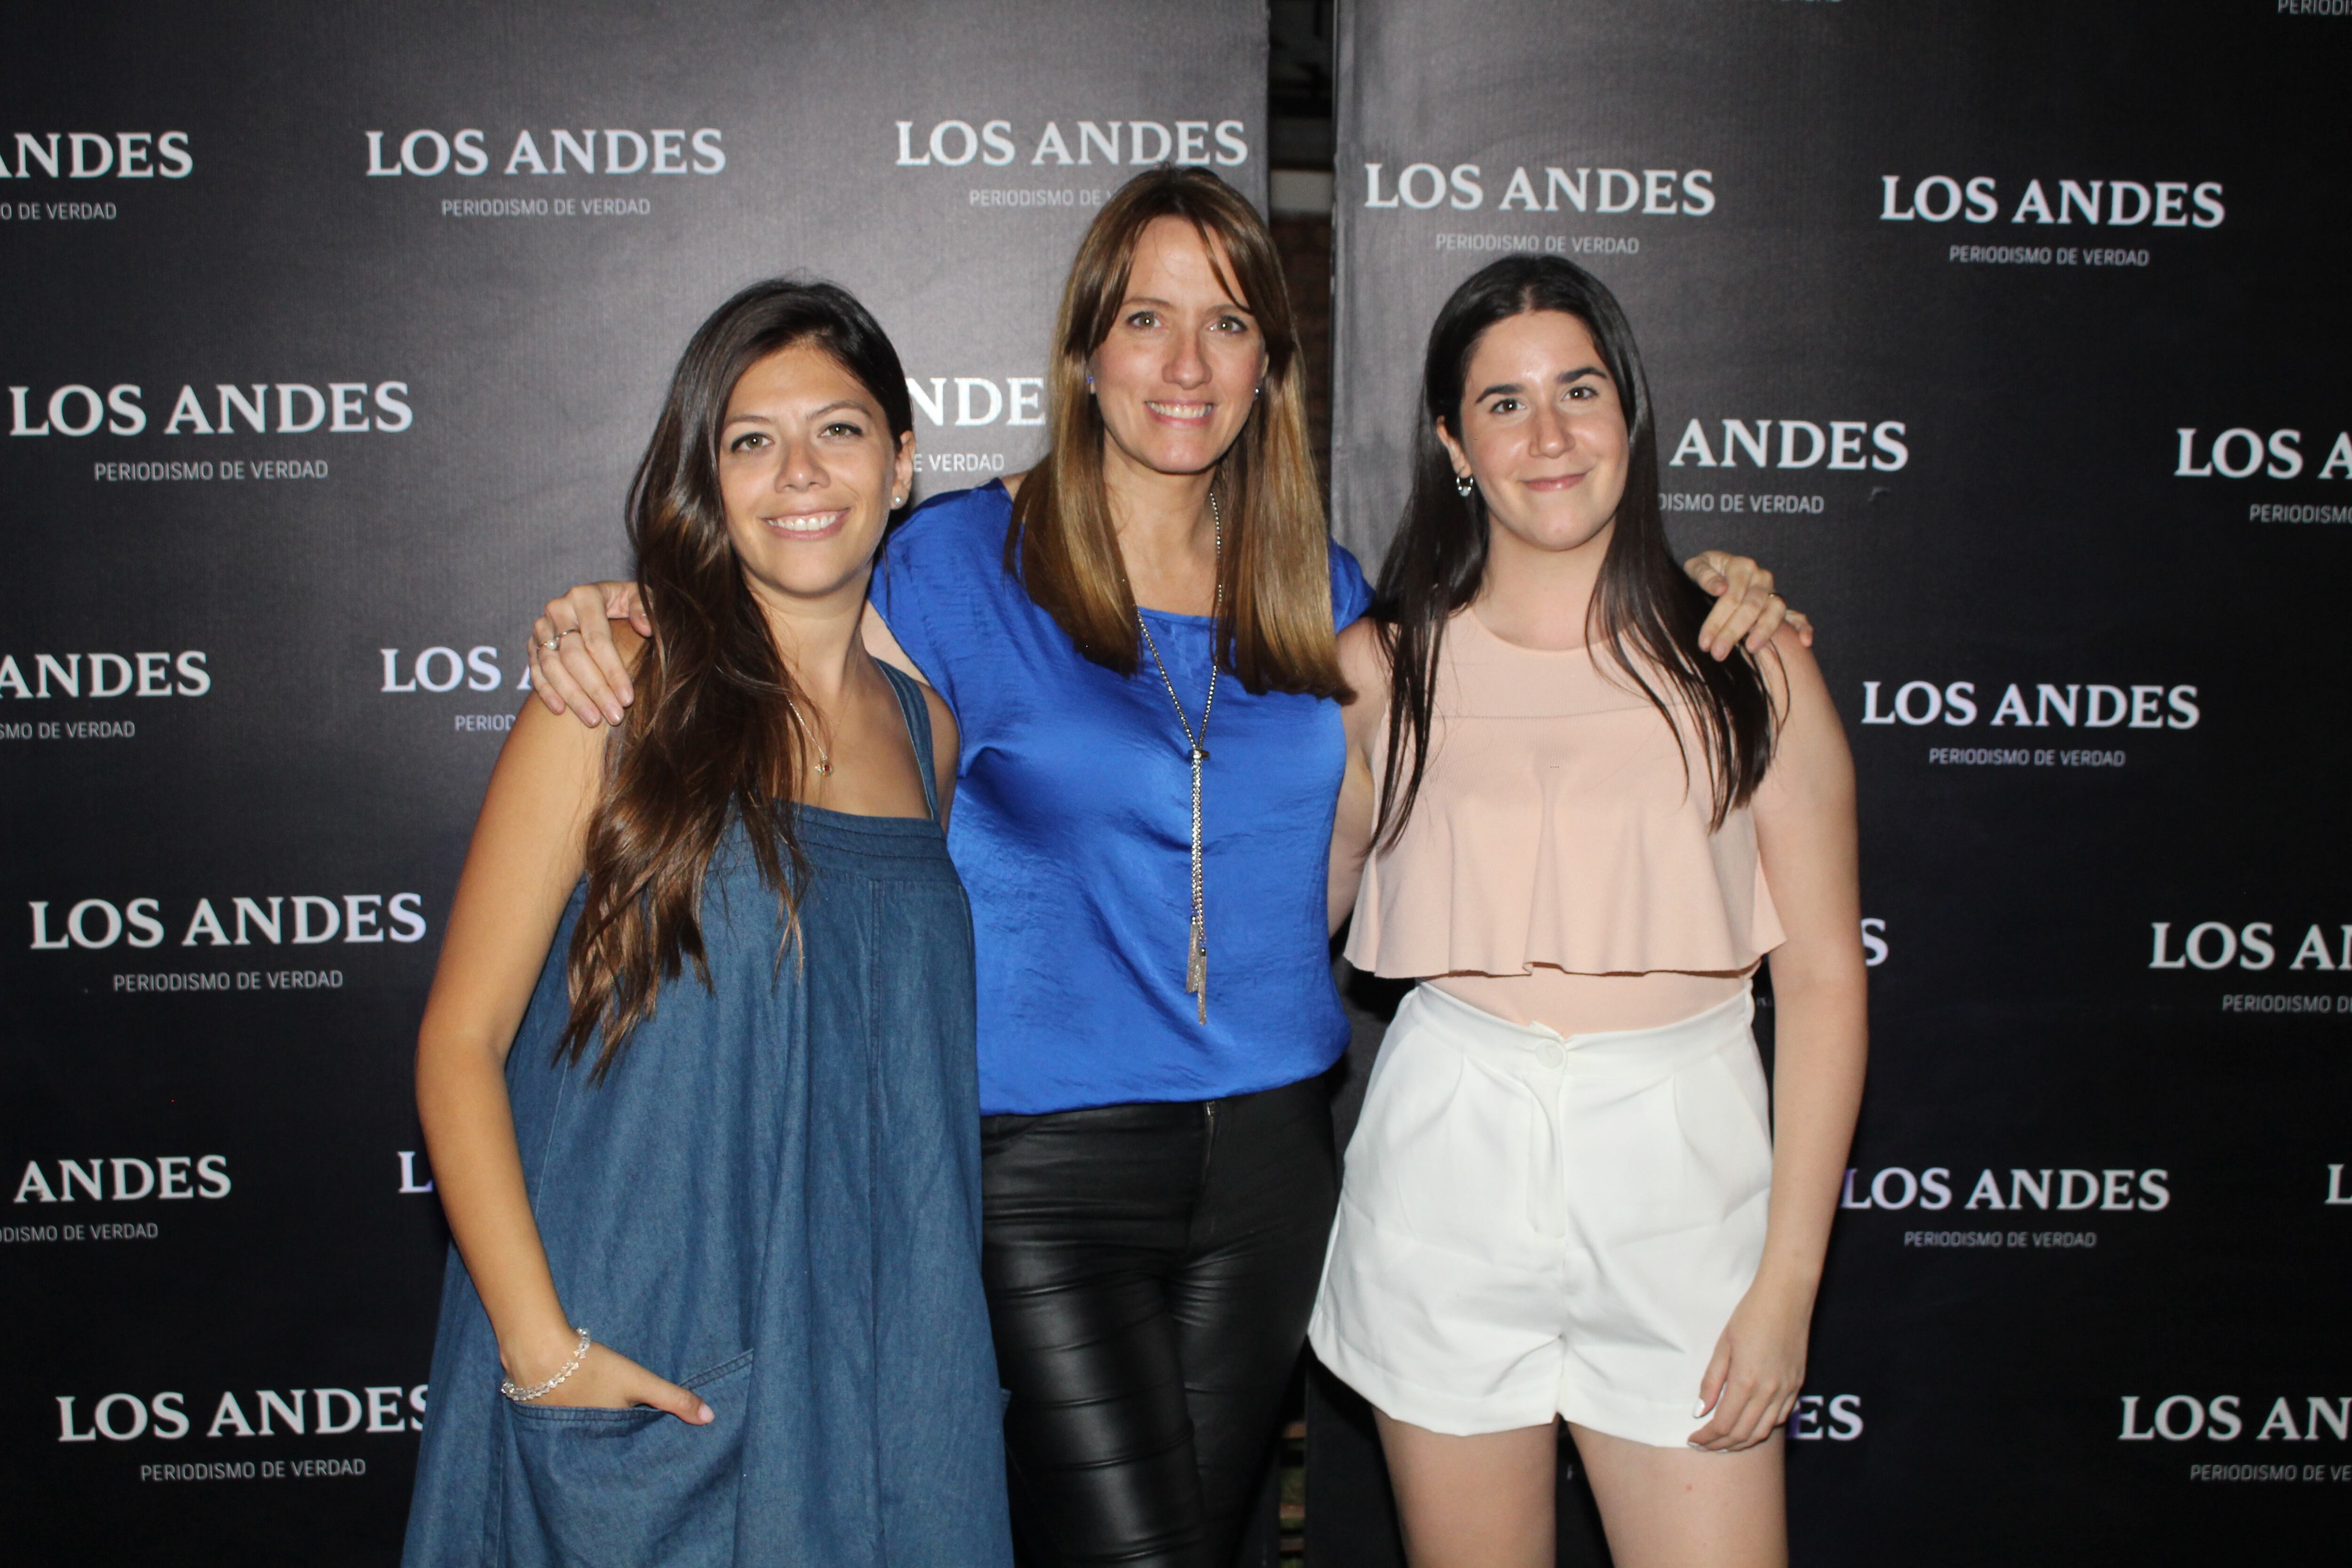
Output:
[1310, 256, 1867, 1568]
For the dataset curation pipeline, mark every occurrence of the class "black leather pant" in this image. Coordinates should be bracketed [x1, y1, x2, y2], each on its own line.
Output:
[981, 1075, 1337, 1568]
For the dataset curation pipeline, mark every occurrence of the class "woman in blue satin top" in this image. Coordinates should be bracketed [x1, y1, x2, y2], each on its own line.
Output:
[868, 475, 1368, 1116]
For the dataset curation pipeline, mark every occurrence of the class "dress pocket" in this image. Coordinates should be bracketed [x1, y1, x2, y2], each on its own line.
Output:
[503, 1350, 755, 1568]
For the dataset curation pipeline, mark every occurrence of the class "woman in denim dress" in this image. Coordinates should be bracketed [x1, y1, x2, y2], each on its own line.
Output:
[401, 280, 1010, 1568]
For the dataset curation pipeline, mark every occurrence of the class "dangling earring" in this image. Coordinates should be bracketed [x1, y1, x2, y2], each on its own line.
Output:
[1086, 375, 1095, 393]
[1455, 473, 1475, 498]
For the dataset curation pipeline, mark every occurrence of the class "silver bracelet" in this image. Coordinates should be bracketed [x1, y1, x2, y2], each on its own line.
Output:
[501, 1327, 591, 1403]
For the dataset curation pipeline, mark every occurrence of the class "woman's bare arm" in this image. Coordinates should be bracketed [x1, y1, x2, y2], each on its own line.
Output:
[414, 632, 709, 1420]
[1748, 628, 1867, 1308]
[1327, 619, 1390, 936]
[1690, 626, 1867, 1450]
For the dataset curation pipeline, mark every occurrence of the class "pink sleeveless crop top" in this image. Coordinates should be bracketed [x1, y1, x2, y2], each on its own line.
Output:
[1345, 608, 1784, 985]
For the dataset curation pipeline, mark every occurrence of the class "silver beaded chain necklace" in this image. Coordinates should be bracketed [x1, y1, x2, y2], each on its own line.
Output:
[1134, 488, 1222, 1026]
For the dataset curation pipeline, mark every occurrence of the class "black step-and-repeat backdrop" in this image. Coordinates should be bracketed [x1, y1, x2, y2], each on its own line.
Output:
[1317, 1, 2348, 1563]
[0, 4, 1262, 1561]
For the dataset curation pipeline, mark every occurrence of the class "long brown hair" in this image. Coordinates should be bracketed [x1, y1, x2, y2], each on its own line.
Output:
[1009, 167, 1344, 697]
[558, 279, 915, 1080]
[1373, 256, 1776, 851]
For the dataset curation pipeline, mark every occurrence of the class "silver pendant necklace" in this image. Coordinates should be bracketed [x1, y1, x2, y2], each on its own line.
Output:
[1135, 489, 1222, 1026]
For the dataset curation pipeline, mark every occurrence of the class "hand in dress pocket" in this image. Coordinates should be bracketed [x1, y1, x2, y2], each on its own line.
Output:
[519, 1340, 715, 1424]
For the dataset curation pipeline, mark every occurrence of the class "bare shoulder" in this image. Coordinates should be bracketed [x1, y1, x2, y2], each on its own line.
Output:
[481, 684, 618, 857]
[1755, 622, 1825, 714]
[1754, 621, 1851, 801]
[504, 674, 616, 775]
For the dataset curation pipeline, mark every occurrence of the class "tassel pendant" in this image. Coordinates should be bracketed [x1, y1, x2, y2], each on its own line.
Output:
[1135, 503, 1221, 1032]
[1187, 916, 1208, 1024]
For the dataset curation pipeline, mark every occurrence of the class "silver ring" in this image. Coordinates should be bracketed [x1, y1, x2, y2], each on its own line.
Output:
[540, 629, 570, 652]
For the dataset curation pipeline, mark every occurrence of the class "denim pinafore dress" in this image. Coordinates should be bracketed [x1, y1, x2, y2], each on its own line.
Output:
[403, 665, 1011, 1567]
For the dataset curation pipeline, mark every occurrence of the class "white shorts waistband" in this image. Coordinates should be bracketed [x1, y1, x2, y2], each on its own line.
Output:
[1401, 983, 1755, 1090]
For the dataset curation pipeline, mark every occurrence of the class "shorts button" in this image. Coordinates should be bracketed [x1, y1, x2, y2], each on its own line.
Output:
[1536, 1042, 1565, 1070]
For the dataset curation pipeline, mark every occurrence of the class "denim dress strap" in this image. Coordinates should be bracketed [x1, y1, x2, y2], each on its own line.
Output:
[878, 661, 940, 824]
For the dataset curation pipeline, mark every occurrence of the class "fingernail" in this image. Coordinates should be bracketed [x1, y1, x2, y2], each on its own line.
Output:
[1693, 1399, 1711, 1417]
[606, 707, 623, 725]
[698, 1403, 714, 1423]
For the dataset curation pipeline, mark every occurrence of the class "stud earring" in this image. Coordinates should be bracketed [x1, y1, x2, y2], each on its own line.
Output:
[1455, 473, 1475, 498]
[1086, 375, 1095, 392]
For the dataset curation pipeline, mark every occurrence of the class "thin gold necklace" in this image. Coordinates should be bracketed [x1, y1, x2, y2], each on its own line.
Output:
[1134, 489, 1222, 1026]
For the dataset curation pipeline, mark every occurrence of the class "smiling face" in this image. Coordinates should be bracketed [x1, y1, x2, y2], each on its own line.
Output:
[1087, 215, 1269, 482]
[715, 342, 914, 613]
[1437, 308, 1630, 559]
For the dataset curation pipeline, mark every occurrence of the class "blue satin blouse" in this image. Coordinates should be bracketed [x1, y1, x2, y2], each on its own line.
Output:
[869, 481, 1369, 1115]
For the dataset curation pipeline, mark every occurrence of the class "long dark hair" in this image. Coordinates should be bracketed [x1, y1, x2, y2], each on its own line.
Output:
[1009, 166, 1344, 698]
[1372, 255, 1775, 850]
[559, 279, 914, 1079]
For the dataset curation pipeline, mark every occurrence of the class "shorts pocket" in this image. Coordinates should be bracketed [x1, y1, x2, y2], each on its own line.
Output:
[503, 1350, 754, 1568]
[1668, 1045, 1773, 1222]
[1349, 1020, 1526, 1252]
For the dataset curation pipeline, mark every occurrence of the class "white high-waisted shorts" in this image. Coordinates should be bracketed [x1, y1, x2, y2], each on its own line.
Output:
[1309, 983, 1770, 1449]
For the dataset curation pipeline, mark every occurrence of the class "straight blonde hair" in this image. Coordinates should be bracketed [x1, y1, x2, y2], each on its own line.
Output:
[1007, 167, 1346, 698]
